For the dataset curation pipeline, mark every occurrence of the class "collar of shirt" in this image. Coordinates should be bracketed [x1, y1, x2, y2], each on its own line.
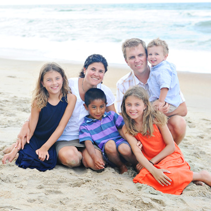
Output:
[131, 70, 148, 86]
[151, 60, 166, 71]
[84, 112, 109, 123]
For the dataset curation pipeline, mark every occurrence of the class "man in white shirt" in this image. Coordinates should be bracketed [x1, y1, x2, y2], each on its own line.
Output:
[116, 38, 187, 145]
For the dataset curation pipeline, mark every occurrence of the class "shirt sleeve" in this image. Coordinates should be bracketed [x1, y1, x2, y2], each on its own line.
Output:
[112, 111, 125, 129]
[116, 82, 124, 114]
[157, 69, 172, 89]
[79, 125, 93, 143]
[99, 84, 115, 107]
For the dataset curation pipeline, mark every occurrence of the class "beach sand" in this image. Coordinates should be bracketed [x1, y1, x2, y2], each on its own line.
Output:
[0, 58, 211, 211]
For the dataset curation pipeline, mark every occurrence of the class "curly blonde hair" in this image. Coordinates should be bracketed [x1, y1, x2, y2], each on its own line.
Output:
[147, 38, 169, 56]
[121, 86, 167, 136]
[32, 63, 71, 109]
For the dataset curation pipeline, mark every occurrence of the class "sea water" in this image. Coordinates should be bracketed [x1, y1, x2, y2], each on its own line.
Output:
[0, 3, 211, 73]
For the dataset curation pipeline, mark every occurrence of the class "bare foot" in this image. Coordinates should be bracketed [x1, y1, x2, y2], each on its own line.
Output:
[193, 181, 204, 186]
[3, 143, 16, 154]
[199, 170, 211, 186]
[2, 150, 18, 164]
[135, 163, 143, 172]
[119, 165, 128, 174]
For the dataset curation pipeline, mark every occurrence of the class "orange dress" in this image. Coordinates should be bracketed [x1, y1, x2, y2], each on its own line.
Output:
[133, 124, 193, 195]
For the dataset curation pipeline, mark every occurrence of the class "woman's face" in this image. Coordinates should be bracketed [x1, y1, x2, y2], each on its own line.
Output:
[83, 62, 105, 86]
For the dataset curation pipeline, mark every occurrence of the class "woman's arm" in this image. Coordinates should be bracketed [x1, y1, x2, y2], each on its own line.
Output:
[36, 94, 76, 161]
[106, 104, 116, 112]
[16, 117, 31, 150]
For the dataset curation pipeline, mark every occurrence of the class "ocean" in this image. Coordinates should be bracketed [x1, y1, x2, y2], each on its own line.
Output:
[0, 3, 211, 73]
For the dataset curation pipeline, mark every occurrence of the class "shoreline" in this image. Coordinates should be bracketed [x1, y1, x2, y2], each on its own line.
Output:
[1, 57, 211, 210]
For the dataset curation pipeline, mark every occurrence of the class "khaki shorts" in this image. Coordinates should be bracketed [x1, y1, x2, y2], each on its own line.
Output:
[55, 139, 100, 154]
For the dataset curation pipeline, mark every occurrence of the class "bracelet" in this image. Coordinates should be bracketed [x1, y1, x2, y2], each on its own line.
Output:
[149, 160, 154, 165]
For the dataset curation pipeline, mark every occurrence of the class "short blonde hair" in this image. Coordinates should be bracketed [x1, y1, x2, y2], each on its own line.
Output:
[122, 38, 147, 60]
[147, 38, 169, 56]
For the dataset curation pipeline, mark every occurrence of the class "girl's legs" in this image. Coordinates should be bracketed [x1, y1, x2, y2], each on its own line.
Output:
[192, 171, 211, 186]
[58, 146, 82, 167]
[104, 140, 128, 174]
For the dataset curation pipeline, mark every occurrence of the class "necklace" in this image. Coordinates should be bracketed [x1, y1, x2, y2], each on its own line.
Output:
[82, 79, 86, 92]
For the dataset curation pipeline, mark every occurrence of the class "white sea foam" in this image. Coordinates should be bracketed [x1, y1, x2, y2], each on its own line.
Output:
[0, 3, 211, 73]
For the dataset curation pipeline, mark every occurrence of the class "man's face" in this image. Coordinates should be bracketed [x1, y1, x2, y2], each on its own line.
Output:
[125, 44, 148, 76]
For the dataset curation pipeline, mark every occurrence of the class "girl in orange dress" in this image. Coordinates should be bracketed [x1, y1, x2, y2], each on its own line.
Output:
[121, 86, 211, 195]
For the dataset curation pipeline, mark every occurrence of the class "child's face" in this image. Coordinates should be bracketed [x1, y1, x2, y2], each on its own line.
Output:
[125, 96, 146, 121]
[85, 99, 106, 120]
[42, 70, 63, 96]
[147, 46, 167, 67]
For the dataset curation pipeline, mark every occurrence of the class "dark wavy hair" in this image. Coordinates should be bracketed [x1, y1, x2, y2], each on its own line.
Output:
[84, 88, 107, 107]
[79, 54, 108, 78]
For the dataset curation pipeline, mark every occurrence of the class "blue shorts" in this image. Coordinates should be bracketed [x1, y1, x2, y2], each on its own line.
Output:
[102, 140, 131, 168]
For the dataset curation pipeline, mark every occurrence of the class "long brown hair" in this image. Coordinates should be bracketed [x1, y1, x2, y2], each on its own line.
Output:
[32, 62, 71, 109]
[121, 86, 167, 136]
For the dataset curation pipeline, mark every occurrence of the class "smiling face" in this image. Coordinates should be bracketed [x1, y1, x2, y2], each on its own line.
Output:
[85, 99, 106, 120]
[83, 62, 105, 86]
[147, 45, 168, 67]
[125, 95, 146, 122]
[125, 44, 148, 77]
[42, 70, 63, 96]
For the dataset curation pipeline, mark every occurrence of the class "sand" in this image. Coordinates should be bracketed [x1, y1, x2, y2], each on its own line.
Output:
[0, 58, 211, 211]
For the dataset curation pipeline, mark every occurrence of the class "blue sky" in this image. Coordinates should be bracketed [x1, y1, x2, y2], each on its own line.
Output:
[0, 0, 211, 5]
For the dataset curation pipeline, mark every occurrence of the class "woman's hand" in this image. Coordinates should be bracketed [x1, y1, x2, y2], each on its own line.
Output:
[152, 168, 172, 186]
[36, 146, 49, 162]
[15, 121, 30, 150]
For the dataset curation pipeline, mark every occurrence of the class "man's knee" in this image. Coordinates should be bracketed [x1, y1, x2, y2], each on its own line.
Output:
[168, 116, 186, 144]
[168, 116, 186, 134]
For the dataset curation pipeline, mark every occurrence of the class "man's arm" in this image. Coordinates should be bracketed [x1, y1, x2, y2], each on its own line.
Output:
[166, 101, 187, 117]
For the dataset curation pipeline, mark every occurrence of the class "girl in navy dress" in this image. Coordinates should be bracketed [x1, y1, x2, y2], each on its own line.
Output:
[2, 63, 76, 171]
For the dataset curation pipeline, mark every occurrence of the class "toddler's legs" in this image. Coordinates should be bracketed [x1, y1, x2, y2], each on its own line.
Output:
[58, 146, 82, 168]
[192, 170, 211, 186]
[104, 140, 128, 174]
[2, 147, 19, 164]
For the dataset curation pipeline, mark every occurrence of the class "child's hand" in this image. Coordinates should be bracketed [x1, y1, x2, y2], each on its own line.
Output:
[93, 156, 105, 170]
[36, 147, 49, 161]
[152, 168, 172, 186]
[136, 141, 142, 151]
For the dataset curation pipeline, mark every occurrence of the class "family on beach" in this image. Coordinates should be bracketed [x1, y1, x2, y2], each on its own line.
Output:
[2, 38, 211, 195]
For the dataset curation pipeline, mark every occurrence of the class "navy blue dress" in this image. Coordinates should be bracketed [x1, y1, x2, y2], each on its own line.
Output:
[16, 97, 68, 171]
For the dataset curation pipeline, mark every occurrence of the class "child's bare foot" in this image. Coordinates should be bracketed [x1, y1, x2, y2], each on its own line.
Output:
[119, 165, 128, 174]
[193, 181, 204, 186]
[3, 143, 16, 154]
[2, 150, 18, 164]
[199, 170, 211, 186]
[135, 163, 143, 172]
